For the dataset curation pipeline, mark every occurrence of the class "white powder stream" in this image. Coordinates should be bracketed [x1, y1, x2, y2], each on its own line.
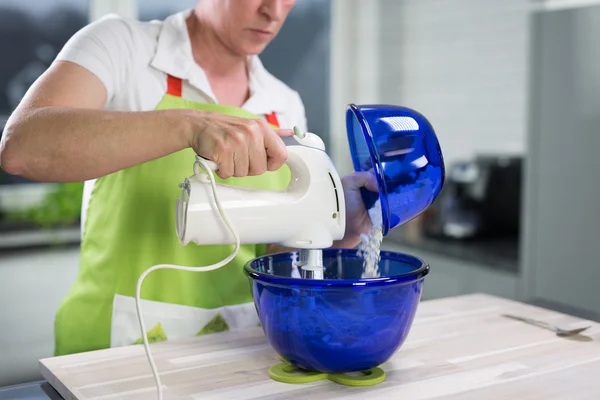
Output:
[357, 199, 384, 278]
[358, 226, 383, 278]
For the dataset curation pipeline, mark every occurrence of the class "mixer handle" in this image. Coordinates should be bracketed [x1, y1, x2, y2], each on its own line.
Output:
[193, 149, 310, 189]
[193, 126, 325, 178]
[194, 156, 219, 174]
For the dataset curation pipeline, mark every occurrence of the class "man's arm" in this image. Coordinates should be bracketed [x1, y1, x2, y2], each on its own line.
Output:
[0, 16, 195, 182]
[0, 61, 192, 182]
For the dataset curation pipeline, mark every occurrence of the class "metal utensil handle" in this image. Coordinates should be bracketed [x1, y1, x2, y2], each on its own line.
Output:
[501, 314, 557, 332]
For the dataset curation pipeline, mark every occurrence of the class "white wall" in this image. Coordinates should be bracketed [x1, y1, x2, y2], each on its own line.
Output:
[329, 0, 380, 175]
[330, 0, 532, 170]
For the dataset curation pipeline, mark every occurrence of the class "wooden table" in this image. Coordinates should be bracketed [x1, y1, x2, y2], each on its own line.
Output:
[40, 294, 600, 399]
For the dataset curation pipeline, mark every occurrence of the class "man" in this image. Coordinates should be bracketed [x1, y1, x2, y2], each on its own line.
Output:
[0, 0, 375, 356]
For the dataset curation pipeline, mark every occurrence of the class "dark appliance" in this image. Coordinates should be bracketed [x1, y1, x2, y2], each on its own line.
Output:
[422, 154, 522, 240]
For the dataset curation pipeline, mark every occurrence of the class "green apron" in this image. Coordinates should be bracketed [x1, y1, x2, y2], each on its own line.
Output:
[54, 75, 290, 356]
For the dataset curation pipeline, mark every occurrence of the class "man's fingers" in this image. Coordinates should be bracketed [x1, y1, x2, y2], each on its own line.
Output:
[233, 147, 249, 177]
[342, 171, 379, 192]
[365, 173, 379, 192]
[275, 128, 294, 137]
[216, 153, 234, 180]
[264, 130, 288, 171]
[248, 135, 267, 175]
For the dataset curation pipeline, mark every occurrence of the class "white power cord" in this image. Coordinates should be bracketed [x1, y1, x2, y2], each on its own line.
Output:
[134, 157, 240, 400]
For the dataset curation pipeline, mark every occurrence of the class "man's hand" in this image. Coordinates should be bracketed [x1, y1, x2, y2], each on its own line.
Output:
[333, 171, 379, 248]
[187, 112, 294, 180]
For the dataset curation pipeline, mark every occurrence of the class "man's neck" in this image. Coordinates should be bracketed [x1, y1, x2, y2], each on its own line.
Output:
[186, 10, 248, 78]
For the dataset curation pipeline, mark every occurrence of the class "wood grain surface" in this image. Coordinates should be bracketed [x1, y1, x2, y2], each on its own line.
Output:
[40, 293, 600, 399]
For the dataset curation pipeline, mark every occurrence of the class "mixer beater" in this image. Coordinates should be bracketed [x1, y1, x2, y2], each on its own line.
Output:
[298, 248, 324, 279]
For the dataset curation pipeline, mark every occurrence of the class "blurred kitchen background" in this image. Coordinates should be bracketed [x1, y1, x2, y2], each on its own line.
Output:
[0, 0, 599, 388]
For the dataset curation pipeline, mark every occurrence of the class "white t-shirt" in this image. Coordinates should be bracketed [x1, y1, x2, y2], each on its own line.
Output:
[54, 9, 308, 232]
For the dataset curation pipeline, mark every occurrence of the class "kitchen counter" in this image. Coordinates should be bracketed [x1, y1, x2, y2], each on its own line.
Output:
[0, 217, 80, 253]
[0, 381, 62, 400]
[24, 293, 600, 399]
[385, 229, 520, 274]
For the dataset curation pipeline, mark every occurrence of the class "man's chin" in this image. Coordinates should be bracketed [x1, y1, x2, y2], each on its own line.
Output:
[245, 47, 269, 56]
[239, 39, 274, 56]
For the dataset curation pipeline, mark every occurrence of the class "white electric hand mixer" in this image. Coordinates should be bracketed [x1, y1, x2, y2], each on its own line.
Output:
[136, 127, 346, 400]
[175, 126, 346, 278]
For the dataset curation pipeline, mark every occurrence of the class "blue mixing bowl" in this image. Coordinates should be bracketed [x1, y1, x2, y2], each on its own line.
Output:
[244, 248, 429, 373]
[346, 104, 445, 235]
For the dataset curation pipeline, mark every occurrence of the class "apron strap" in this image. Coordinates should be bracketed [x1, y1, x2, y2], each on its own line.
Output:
[265, 112, 280, 128]
[167, 74, 183, 97]
[165, 75, 280, 128]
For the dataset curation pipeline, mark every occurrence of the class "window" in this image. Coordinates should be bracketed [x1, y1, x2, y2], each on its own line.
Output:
[0, 0, 89, 185]
[137, 0, 197, 21]
[0, 0, 89, 239]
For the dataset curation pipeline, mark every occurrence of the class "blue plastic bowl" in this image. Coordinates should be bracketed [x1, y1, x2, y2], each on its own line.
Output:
[346, 104, 445, 236]
[244, 248, 429, 373]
